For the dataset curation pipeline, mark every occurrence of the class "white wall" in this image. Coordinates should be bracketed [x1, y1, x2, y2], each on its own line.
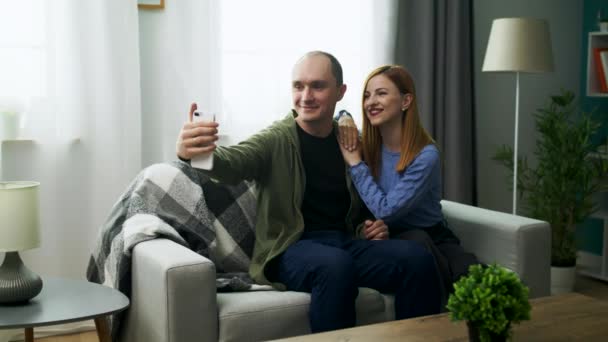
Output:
[474, 0, 583, 213]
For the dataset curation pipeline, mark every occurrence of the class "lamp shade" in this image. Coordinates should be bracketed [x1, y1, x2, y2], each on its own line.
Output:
[482, 18, 554, 73]
[0, 181, 40, 252]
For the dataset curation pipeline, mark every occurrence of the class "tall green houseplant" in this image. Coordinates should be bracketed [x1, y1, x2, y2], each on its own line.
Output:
[494, 90, 608, 267]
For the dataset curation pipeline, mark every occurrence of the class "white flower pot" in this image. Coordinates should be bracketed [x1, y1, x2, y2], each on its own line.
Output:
[550, 266, 576, 295]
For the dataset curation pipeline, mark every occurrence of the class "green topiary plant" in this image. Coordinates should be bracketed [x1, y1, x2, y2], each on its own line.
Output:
[493, 89, 608, 267]
[447, 264, 531, 342]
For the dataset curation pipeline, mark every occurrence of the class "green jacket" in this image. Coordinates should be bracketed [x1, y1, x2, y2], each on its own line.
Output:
[207, 111, 369, 289]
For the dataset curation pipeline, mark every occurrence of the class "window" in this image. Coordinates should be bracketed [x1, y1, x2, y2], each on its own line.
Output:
[0, 0, 48, 102]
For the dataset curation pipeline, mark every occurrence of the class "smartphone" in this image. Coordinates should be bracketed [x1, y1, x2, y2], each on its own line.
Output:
[190, 110, 215, 170]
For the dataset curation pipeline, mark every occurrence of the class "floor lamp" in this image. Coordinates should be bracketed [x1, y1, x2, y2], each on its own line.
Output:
[482, 18, 554, 215]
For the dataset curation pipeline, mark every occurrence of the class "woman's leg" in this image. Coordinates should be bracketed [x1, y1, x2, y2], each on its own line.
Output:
[345, 238, 442, 319]
[435, 241, 480, 283]
[425, 222, 481, 284]
[393, 229, 452, 309]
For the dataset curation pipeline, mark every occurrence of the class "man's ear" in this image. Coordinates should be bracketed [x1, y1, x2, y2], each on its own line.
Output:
[337, 84, 347, 101]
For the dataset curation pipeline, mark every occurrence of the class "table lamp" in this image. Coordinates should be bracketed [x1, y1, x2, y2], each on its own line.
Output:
[0, 181, 42, 304]
[482, 18, 554, 214]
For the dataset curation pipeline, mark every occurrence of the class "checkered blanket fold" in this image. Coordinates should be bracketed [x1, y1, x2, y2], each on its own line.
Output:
[86, 161, 267, 338]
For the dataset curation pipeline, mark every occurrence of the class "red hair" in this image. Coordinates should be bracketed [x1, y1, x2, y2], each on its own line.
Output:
[361, 65, 435, 178]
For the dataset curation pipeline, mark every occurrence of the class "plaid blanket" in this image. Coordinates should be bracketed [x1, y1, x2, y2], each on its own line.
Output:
[86, 161, 269, 338]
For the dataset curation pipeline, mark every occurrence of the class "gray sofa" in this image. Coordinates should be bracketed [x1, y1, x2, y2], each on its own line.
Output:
[119, 200, 550, 342]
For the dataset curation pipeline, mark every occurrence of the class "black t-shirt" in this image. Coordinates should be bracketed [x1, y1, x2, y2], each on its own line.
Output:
[297, 123, 351, 232]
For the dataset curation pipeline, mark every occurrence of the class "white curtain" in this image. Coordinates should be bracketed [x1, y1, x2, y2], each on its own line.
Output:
[0, 0, 141, 289]
[139, 0, 220, 166]
[1, 1, 140, 340]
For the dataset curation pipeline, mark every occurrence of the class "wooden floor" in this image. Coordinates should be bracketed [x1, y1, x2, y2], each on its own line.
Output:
[35, 334, 97, 342]
[573, 273, 608, 300]
[28, 275, 608, 342]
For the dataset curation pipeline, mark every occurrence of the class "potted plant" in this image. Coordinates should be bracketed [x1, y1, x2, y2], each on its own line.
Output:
[493, 89, 608, 293]
[447, 264, 531, 342]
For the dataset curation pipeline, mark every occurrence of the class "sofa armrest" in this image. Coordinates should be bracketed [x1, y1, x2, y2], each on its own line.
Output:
[440, 200, 551, 298]
[120, 238, 218, 342]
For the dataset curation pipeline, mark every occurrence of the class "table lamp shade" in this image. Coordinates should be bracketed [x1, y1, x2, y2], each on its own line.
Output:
[482, 18, 554, 73]
[0, 182, 40, 252]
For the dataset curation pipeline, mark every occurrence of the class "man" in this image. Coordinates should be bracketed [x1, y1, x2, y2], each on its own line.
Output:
[176, 51, 441, 332]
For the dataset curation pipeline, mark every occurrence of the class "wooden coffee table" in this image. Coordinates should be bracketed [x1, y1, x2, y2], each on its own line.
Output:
[274, 293, 608, 341]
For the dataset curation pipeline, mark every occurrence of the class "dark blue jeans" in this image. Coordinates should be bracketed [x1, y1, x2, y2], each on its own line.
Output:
[265, 230, 441, 333]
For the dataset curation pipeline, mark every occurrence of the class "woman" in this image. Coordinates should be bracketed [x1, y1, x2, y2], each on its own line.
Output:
[339, 65, 479, 304]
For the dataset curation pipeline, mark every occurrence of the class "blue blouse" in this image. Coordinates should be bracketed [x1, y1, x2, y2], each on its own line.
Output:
[349, 144, 443, 231]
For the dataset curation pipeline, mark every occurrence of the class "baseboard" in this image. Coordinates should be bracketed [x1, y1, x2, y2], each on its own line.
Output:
[578, 251, 608, 281]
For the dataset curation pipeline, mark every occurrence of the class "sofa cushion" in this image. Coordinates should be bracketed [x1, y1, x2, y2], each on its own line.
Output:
[216, 287, 393, 341]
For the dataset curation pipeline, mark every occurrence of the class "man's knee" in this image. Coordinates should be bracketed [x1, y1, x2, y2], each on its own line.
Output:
[311, 250, 356, 281]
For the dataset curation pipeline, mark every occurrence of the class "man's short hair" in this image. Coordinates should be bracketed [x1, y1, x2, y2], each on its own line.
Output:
[301, 51, 344, 86]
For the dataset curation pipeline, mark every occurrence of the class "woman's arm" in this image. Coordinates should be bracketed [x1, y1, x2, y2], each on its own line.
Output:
[349, 147, 440, 221]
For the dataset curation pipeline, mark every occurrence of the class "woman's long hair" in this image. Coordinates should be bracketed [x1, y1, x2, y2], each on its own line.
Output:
[361, 65, 435, 178]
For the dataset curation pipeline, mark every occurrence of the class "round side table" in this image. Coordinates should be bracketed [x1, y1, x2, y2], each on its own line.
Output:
[0, 277, 129, 342]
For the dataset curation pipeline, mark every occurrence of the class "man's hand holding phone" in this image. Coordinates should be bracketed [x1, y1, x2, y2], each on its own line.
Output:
[176, 103, 219, 170]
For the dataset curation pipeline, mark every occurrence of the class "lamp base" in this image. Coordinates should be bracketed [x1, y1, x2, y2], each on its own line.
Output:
[0, 252, 43, 304]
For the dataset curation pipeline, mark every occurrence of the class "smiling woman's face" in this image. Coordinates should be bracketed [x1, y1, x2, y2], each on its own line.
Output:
[363, 74, 408, 127]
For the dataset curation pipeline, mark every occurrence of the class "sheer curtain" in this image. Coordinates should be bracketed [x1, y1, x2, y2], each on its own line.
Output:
[139, 0, 221, 166]
[7, 0, 141, 276]
[0, 0, 141, 340]
[1, 1, 140, 339]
